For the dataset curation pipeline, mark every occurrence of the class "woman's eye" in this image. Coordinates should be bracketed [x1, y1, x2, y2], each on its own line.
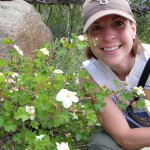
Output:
[114, 21, 125, 27]
[90, 25, 102, 33]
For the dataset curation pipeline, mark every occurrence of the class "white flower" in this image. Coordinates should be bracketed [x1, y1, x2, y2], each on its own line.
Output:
[145, 99, 150, 114]
[95, 123, 101, 126]
[25, 105, 35, 120]
[0, 98, 5, 102]
[60, 37, 68, 43]
[70, 112, 78, 120]
[12, 72, 19, 78]
[35, 134, 45, 140]
[56, 89, 79, 108]
[78, 35, 85, 41]
[39, 48, 49, 56]
[6, 78, 16, 84]
[53, 69, 64, 74]
[56, 142, 70, 150]
[14, 45, 24, 56]
[75, 77, 80, 84]
[25, 106, 35, 115]
[70, 39, 73, 44]
[34, 73, 38, 76]
[133, 87, 145, 96]
[30, 114, 35, 120]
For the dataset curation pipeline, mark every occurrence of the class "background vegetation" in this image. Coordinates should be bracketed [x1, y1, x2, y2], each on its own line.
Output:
[33, 1, 150, 43]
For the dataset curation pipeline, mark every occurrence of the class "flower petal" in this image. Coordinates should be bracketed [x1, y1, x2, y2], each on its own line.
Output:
[71, 96, 79, 103]
[63, 99, 72, 108]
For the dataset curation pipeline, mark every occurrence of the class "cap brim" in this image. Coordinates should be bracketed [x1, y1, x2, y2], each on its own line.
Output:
[83, 10, 135, 32]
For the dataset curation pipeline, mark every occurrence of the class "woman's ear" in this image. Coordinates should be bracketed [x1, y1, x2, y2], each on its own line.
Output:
[131, 21, 136, 39]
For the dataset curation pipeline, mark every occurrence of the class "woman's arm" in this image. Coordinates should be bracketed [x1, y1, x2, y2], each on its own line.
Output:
[81, 76, 150, 149]
[98, 97, 150, 150]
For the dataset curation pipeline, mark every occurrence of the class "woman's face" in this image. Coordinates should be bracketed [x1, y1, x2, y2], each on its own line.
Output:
[87, 15, 136, 67]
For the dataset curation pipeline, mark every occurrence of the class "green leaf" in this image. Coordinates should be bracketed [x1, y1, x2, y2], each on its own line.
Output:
[14, 107, 29, 122]
[31, 121, 39, 129]
[12, 91, 31, 105]
[136, 99, 145, 110]
[78, 69, 90, 79]
[55, 74, 66, 82]
[1, 38, 14, 45]
[25, 131, 36, 146]
[3, 101, 13, 111]
[0, 117, 4, 127]
[41, 43, 52, 50]
[113, 80, 119, 87]
[13, 133, 23, 144]
[0, 59, 6, 66]
[83, 82, 96, 91]
[76, 132, 83, 141]
[121, 92, 131, 101]
[54, 112, 70, 126]
[76, 42, 87, 50]
[0, 73, 6, 83]
[86, 111, 98, 125]
[34, 136, 55, 150]
[4, 121, 17, 132]
[34, 75, 48, 82]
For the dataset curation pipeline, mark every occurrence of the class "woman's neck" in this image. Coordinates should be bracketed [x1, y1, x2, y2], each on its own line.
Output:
[111, 56, 135, 81]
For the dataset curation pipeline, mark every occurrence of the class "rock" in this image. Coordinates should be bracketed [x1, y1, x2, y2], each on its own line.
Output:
[0, 0, 53, 59]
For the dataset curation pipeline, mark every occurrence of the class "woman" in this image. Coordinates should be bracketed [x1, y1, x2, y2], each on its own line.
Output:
[81, 0, 150, 149]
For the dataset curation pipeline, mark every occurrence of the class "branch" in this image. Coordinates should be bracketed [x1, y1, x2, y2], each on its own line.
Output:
[24, 0, 84, 5]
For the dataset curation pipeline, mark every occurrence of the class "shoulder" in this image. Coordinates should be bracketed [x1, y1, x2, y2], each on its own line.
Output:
[81, 59, 105, 75]
[82, 58, 98, 67]
[82, 58, 108, 71]
[142, 43, 150, 59]
[142, 43, 150, 50]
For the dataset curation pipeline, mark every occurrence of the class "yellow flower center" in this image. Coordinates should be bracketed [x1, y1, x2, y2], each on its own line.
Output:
[66, 93, 71, 98]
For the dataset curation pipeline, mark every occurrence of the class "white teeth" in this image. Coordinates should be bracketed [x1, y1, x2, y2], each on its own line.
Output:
[103, 46, 119, 51]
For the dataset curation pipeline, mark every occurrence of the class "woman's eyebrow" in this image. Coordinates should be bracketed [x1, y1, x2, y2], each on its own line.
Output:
[112, 16, 126, 20]
[94, 16, 125, 24]
[92, 21, 100, 25]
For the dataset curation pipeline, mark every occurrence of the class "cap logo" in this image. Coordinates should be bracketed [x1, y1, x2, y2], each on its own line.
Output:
[89, 0, 108, 4]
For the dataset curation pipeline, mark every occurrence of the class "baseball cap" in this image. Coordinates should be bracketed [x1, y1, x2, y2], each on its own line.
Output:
[82, 0, 135, 32]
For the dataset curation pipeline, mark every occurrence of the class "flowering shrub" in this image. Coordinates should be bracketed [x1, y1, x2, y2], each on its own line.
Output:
[112, 81, 150, 115]
[0, 35, 102, 150]
[0, 35, 149, 149]
[131, 86, 150, 114]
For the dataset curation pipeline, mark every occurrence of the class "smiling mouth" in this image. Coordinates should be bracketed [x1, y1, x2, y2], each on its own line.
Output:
[101, 45, 121, 51]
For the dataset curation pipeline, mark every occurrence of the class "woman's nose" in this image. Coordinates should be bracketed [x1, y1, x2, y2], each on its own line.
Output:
[100, 28, 117, 41]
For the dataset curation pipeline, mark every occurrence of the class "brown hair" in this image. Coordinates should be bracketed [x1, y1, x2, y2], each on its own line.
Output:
[84, 35, 144, 60]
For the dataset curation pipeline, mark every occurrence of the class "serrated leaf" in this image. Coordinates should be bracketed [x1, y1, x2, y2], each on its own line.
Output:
[14, 107, 29, 122]
[13, 133, 23, 144]
[31, 121, 39, 129]
[4, 121, 17, 132]
[55, 112, 70, 125]
[76, 132, 83, 141]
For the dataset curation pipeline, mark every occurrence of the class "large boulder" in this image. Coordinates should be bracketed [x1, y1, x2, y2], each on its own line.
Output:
[0, 0, 53, 59]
